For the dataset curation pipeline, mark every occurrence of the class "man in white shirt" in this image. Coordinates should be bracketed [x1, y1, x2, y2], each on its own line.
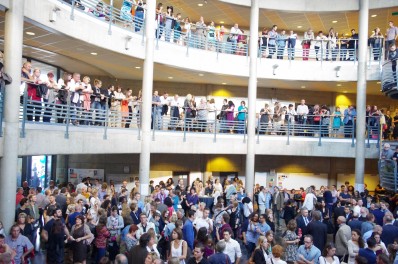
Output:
[193, 208, 213, 233]
[221, 229, 242, 264]
[67, 73, 84, 125]
[258, 187, 268, 214]
[296, 99, 309, 133]
[136, 213, 156, 239]
[302, 187, 317, 212]
[230, 23, 242, 54]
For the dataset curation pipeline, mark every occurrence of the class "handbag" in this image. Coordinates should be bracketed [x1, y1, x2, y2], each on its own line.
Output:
[313, 115, 321, 122]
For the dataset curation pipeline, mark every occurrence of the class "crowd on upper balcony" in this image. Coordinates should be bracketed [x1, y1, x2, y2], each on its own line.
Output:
[61, 0, 398, 61]
[18, 61, 388, 141]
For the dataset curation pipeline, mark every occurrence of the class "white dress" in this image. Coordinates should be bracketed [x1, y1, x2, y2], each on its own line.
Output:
[171, 240, 185, 264]
[347, 240, 359, 264]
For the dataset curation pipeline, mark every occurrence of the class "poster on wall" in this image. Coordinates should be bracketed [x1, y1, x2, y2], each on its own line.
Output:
[68, 168, 105, 185]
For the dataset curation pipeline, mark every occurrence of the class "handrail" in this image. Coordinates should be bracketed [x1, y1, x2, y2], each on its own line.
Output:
[58, 0, 384, 63]
[380, 58, 397, 95]
[18, 98, 382, 146]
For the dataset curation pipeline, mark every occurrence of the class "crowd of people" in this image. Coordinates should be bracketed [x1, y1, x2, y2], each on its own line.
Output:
[3, 175, 398, 264]
[20, 63, 388, 140]
[62, 1, 398, 61]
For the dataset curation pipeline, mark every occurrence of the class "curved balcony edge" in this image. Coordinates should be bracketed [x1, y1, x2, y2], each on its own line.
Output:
[20, 0, 382, 82]
[11, 123, 380, 158]
[220, 0, 397, 12]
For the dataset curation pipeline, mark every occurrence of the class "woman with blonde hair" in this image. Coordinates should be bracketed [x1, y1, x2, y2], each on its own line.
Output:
[251, 235, 269, 264]
[184, 94, 194, 131]
[81, 76, 93, 125]
[89, 188, 101, 224]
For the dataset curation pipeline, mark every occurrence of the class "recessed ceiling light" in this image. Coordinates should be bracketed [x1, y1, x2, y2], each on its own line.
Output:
[376, 81, 381, 84]
[26, 32, 35, 36]
[343, 91, 348, 93]
[168, 76, 173, 79]
[90, 52, 98, 55]
[371, 14, 377, 18]
[344, 33, 349, 36]
[301, 85, 306, 88]
[337, 84, 342, 87]
[198, 3, 203, 6]
[332, 20, 338, 23]
[297, 26, 302, 29]
[198, 73, 204, 77]
[222, 82, 227, 85]
[135, 66, 141, 69]
[220, 21, 224, 24]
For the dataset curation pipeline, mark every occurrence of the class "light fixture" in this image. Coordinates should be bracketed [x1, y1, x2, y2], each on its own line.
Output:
[272, 64, 279, 75]
[297, 26, 302, 29]
[343, 91, 348, 93]
[125, 36, 132, 50]
[198, 3, 203, 6]
[198, 73, 204, 77]
[301, 85, 306, 89]
[335, 66, 341, 77]
[168, 76, 173, 79]
[376, 81, 381, 84]
[90, 52, 98, 55]
[135, 66, 141, 69]
[371, 14, 377, 18]
[221, 82, 227, 85]
[26, 32, 35, 36]
[332, 20, 338, 23]
[220, 21, 224, 24]
[49, 6, 60, 22]
[337, 83, 342, 87]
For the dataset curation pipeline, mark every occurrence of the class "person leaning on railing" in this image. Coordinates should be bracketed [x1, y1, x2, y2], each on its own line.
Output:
[302, 28, 314, 61]
[43, 72, 59, 123]
[388, 45, 398, 85]
[26, 68, 44, 123]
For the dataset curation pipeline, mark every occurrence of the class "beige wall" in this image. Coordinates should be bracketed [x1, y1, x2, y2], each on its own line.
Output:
[63, 153, 379, 188]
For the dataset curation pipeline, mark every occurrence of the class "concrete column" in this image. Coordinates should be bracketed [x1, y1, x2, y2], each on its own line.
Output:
[354, 0, 369, 193]
[245, 0, 259, 199]
[0, 0, 24, 230]
[139, 0, 156, 196]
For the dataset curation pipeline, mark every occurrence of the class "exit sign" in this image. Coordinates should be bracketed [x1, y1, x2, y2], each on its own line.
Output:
[393, 12, 398, 16]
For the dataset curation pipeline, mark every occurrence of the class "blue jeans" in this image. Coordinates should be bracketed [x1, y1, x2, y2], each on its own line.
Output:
[134, 11, 144, 32]
[288, 39, 296, 59]
[96, 248, 106, 263]
[152, 107, 162, 130]
[91, 101, 103, 125]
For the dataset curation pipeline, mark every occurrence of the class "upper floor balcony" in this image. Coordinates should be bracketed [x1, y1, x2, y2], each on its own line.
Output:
[6, 0, 384, 87]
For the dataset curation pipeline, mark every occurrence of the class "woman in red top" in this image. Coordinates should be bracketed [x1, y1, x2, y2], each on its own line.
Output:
[26, 68, 43, 122]
[95, 216, 110, 263]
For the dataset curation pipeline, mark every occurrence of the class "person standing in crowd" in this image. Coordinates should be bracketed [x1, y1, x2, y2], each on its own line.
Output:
[385, 21, 398, 60]
[5, 225, 34, 264]
[296, 235, 321, 264]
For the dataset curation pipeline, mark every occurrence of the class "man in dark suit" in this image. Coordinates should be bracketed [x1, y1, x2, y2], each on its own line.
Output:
[307, 210, 327, 252]
[55, 187, 68, 217]
[381, 214, 398, 246]
[348, 213, 362, 231]
[344, 206, 352, 223]
[296, 207, 311, 244]
[359, 237, 377, 264]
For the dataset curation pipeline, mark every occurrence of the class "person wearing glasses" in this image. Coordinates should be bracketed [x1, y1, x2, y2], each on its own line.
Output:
[296, 235, 321, 264]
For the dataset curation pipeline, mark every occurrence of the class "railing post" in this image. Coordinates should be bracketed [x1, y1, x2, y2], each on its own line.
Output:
[0, 86, 4, 137]
[20, 86, 28, 138]
[287, 119, 290, 145]
[183, 110, 187, 142]
[246, 38, 249, 63]
[351, 121, 355, 147]
[70, 0, 76, 21]
[366, 118, 370, 148]
[108, 0, 113, 35]
[318, 119, 322, 146]
[216, 39, 219, 61]
[137, 111, 141, 140]
[186, 34, 189, 57]
[64, 91, 71, 139]
[213, 110, 217, 143]
[321, 41, 324, 63]
[103, 98, 109, 140]
[256, 117, 260, 144]
[354, 40, 357, 64]
[141, 15, 145, 46]
[243, 113, 246, 143]
[152, 107, 156, 141]
[156, 18, 160, 50]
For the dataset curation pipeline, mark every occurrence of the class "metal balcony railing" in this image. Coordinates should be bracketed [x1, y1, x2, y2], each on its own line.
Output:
[378, 159, 398, 192]
[58, 0, 384, 64]
[17, 88, 381, 147]
[381, 58, 398, 98]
